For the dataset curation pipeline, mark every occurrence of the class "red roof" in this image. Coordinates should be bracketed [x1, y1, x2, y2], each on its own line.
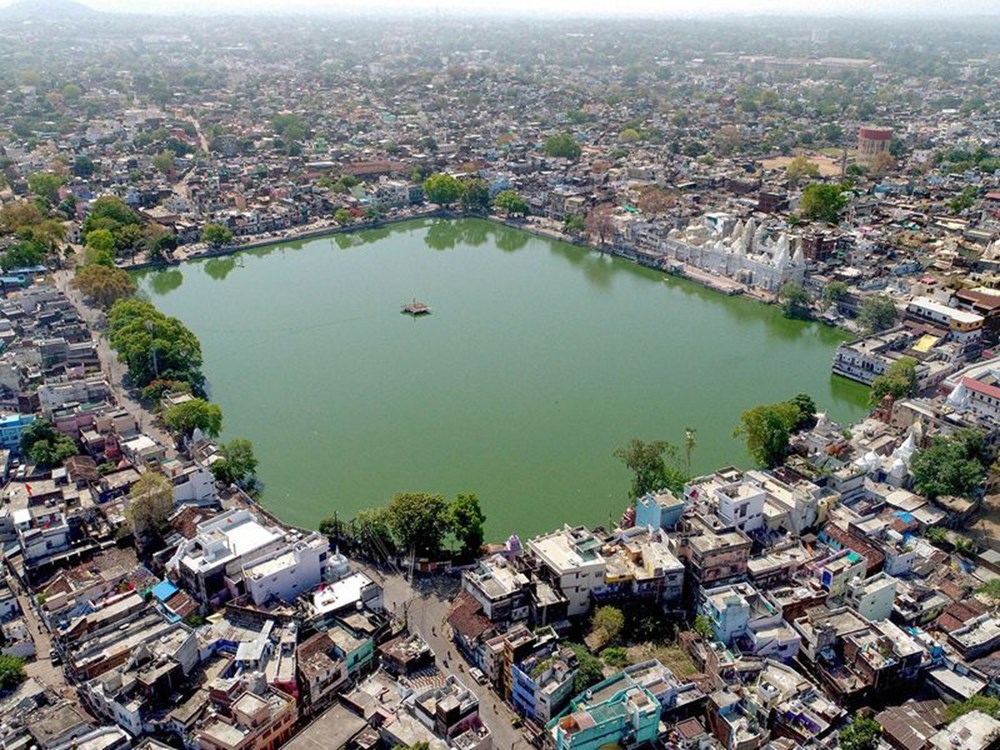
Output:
[963, 377, 1000, 401]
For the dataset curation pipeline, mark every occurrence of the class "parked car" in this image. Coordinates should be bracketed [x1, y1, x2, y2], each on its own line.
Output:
[469, 667, 486, 684]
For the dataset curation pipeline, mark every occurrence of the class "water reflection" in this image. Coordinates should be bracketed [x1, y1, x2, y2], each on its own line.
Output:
[424, 221, 459, 251]
[204, 256, 237, 281]
[148, 269, 183, 295]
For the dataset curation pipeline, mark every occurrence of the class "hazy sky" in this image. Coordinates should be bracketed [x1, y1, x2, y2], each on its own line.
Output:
[17, 0, 1000, 15]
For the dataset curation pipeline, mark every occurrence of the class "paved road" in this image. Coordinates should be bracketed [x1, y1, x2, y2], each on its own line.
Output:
[54, 270, 178, 460]
[376, 571, 535, 750]
[5, 576, 69, 694]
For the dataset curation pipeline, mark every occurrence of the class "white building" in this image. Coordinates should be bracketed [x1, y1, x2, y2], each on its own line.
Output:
[713, 476, 766, 533]
[242, 532, 330, 607]
[527, 526, 606, 617]
[846, 573, 897, 622]
[167, 509, 287, 604]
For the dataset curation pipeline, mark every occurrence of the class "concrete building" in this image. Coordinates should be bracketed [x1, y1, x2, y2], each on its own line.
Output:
[527, 526, 606, 617]
[856, 126, 893, 165]
[551, 683, 660, 750]
[241, 532, 329, 607]
[462, 555, 530, 625]
[167, 509, 287, 606]
[634, 490, 685, 530]
[846, 573, 897, 622]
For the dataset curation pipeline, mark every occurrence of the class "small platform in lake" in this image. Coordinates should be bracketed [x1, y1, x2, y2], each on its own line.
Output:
[401, 300, 431, 316]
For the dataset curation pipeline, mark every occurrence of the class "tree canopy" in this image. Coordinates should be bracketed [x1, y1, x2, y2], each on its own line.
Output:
[799, 183, 847, 224]
[423, 173, 465, 206]
[858, 294, 899, 334]
[201, 223, 233, 248]
[0, 654, 26, 691]
[838, 716, 881, 750]
[492, 190, 529, 217]
[19, 419, 77, 468]
[910, 428, 988, 500]
[869, 356, 917, 406]
[108, 299, 204, 391]
[163, 398, 223, 439]
[544, 133, 582, 160]
[72, 264, 136, 309]
[447, 493, 485, 558]
[459, 178, 490, 213]
[568, 643, 606, 694]
[785, 155, 820, 185]
[125, 472, 174, 540]
[735, 401, 801, 468]
[210, 438, 258, 488]
[779, 282, 811, 319]
[591, 606, 625, 647]
[613, 438, 689, 498]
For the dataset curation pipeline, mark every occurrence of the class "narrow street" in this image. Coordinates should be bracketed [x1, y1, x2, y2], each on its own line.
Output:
[377, 571, 535, 750]
[53, 270, 179, 460]
[5, 575, 68, 694]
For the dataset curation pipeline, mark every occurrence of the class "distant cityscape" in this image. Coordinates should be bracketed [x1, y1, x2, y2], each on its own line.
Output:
[1, 6, 1000, 750]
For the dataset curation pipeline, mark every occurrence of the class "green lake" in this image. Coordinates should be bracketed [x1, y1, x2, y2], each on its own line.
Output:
[136, 218, 869, 538]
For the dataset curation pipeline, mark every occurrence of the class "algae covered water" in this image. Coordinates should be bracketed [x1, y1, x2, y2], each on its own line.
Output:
[137, 218, 867, 537]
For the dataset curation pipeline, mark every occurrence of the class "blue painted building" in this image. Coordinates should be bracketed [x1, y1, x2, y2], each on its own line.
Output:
[0, 414, 35, 452]
[511, 647, 577, 723]
[634, 490, 685, 531]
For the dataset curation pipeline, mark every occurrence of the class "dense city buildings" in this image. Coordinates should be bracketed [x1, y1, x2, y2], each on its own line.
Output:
[0, 5, 1000, 750]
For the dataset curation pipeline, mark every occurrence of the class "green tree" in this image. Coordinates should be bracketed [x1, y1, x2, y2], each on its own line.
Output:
[211, 438, 258, 488]
[0, 654, 26, 691]
[788, 393, 817, 431]
[459, 179, 490, 213]
[493, 190, 529, 217]
[85, 228, 116, 257]
[785, 156, 820, 185]
[563, 215, 585, 236]
[73, 156, 95, 178]
[735, 401, 801, 468]
[125, 471, 173, 539]
[163, 398, 223, 439]
[693, 614, 714, 640]
[19, 419, 77, 468]
[613, 438, 688, 498]
[779, 282, 811, 319]
[910, 428, 988, 500]
[945, 694, 1000, 722]
[334, 208, 354, 225]
[27, 172, 64, 205]
[869, 356, 917, 406]
[448, 493, 485, 558]
[422, 174, 465, 206]
[353, 508, 397, 560]
[978, 579, 1000, 601]
[83, 196, 141, 235]
[72, 264, 136, 309]
[600, 646, 630, 668]
[618, 128, 641, 143]
[799, 183, 847, 223]
[839, 716, 881, 750]
[384, 492, 451, 557]
[568, 643, 605, 694]
[201, 223, 233, 248]
[152, 150, 176, 175]
[823, 280, 848, 304]
[543, 133, 582, 160]
[592, 606, 625, 646]
[858, 294, 899, 334]
[108, 299, 204, 390]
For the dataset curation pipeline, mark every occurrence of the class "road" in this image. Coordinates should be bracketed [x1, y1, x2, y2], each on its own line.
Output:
[5, 575, 70, 695]
[377, 571, 536, 750]
[54, 270, 179, 460]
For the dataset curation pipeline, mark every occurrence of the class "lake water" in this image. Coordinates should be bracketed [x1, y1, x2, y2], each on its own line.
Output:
[136, 218, 868, 538]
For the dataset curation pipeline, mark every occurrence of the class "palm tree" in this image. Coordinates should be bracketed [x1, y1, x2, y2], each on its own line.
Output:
[684, 427, 697, 472]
